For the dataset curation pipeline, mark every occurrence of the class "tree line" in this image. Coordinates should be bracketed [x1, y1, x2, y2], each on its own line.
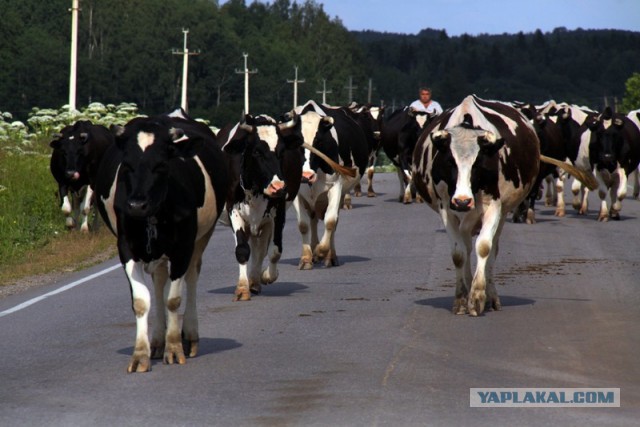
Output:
[1, 0, 639, 127]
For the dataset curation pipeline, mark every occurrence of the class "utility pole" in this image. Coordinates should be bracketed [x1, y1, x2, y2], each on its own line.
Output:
[172, 29, 200, 112]
[68, 0, 79, 111]
[235, 53, 258, 114]
[367, 78, 375, 104]
[287, 65, 305, 109]
[316, 79, 333, 105]
[344, 76, 358, 104]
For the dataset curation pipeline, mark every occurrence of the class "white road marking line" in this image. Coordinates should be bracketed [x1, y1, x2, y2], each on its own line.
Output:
[0, 264, 121, 318]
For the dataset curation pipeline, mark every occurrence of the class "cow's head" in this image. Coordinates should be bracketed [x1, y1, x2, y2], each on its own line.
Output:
[113, 117, 192, 218]
[223, 114, 297, 198]
[430, 116, 505, 212]
[588, 112, 628, 173]
[49, 120, 92, 181]
[296, 110, 339, 183]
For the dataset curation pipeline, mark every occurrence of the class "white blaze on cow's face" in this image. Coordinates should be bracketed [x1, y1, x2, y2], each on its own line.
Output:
[137, 131, 155, 152]
[445, 127, 490, 210]
[257, 124, 279, 152]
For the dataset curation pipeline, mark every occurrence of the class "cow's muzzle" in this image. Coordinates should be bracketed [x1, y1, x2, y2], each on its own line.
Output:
[264, 181, 286, 198]
[65, 170, 80, 181]
[126, 198, 150, 217]
[301, 171, 317, 185]
[451, 196, 475, 212]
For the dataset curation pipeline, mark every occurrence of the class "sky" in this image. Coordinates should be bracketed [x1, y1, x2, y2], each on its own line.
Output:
[310, 0, 640, 36]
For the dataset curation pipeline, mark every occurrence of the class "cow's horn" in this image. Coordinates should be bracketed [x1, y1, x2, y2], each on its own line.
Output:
[432, 130, 449, 139]
[302, 142, 357, 178]
[540, 155, 598, 191]
[482, 131, 497, 143]
[278, 113, 297, 130]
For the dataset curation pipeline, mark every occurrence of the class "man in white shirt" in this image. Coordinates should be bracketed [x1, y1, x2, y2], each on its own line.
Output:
[409, 87, 443, 115]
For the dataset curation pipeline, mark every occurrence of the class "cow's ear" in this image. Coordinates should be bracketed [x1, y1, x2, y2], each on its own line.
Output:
[613, 117, 624, 129]
[478, 131, 505, 154]
[319, 116, 334, 130]
[110, 125, 128, 149]
[534, 113, 548, 128]
[586, 117, 601, 131]
[49, 133, 63, 148]
[170, 127, 189, 144]
[431, 130, 450, 151]
[601, 107, 613, 121]
[79, 132, 89, 145]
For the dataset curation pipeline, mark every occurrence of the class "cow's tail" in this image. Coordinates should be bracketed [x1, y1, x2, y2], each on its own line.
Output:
[540, 155, 598, 191]
[302, 142, 357, 178]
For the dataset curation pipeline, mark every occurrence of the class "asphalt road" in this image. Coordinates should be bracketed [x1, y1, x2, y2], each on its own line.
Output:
[1, 173, 638, 427]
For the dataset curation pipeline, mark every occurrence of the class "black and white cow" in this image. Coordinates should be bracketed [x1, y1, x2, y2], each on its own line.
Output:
[217, 114, 303, 301]
[586, 107, 640, 221]
[292, 100, 369, 269]
[381, 106, 435, 203]
[627, 109, 640, 199]
[550, 103, 599, 214]
[513, 104, 568, 223]
[348, 103, 384, 197]
[49, 120, 113, 231]
[95, 109, 229, 372]
[413, 95, 540, 316]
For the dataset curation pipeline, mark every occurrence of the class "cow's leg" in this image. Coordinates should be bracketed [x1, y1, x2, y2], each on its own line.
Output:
[58, 185, 76, 229]
[396, 167, 406, 202]
[579, 186, 590, 215]
[314, 182, 342, 267]
[294, 196, 314, 270]
[150, 261, 169, 360]
[181, 229, 213, 358]
[555, 174, 566, 217]
[124, 260, 152, 373]
[262, 210, 282, 284]
[343, 193, 353, 210]
[544, 175, 555, 206]
[163, 276, 186, 365]
[631, 168, 640, 199]
[248, 228, 269, 294]
[366, 165, 376, 197]
[442, 212, 470, 315]
[611, 168, 626, 220]
[485, 222, 504, 312]
[596, 171, 610, 222]
[571, 178, 584, 212]
[79, 186, 93, 233]
[230, 210, 251, 301]
[468, 201, 502, 317]
[402, 171, 413, 204]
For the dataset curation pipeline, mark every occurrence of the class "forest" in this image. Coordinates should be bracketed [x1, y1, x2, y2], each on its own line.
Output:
[1, 0, 639, 126]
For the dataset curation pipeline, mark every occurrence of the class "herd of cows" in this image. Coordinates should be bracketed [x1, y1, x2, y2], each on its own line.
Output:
[48, 95, 640, 372]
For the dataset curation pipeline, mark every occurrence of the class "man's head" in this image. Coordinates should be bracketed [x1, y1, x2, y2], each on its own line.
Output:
[419, 87, 433, 103]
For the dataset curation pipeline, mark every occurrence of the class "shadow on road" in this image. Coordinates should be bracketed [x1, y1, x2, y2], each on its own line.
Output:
[116, 337, 242, 359]
[279, 255, 371, 266]
[415, 294, 536, 311]
[208, 282, 308, 298]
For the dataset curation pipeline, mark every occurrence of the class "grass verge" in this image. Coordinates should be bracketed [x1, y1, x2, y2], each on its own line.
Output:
[0, 226, 117, 288]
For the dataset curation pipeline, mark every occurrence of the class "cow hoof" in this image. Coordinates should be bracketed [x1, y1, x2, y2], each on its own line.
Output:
[324, 256, 339, 268]
[610, 212, 620, 221]
[234, 288, 251, 301]
[250, 283, 262, 295]
[416, 195, 424, 203]
[182, 339, 199, 358]
[65, 217, 76, 229]
[354, 191, 362, 197]
[298, 260, 314, 270]
[597, 214, 609, 222]
[164, 344, 187, 365]
[127, 354, 151, 373]
[452, 297, 467, 315]
[261, 269, 278, 284]
[555, 208, 566, 217]
[367, 191, 376, 197]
